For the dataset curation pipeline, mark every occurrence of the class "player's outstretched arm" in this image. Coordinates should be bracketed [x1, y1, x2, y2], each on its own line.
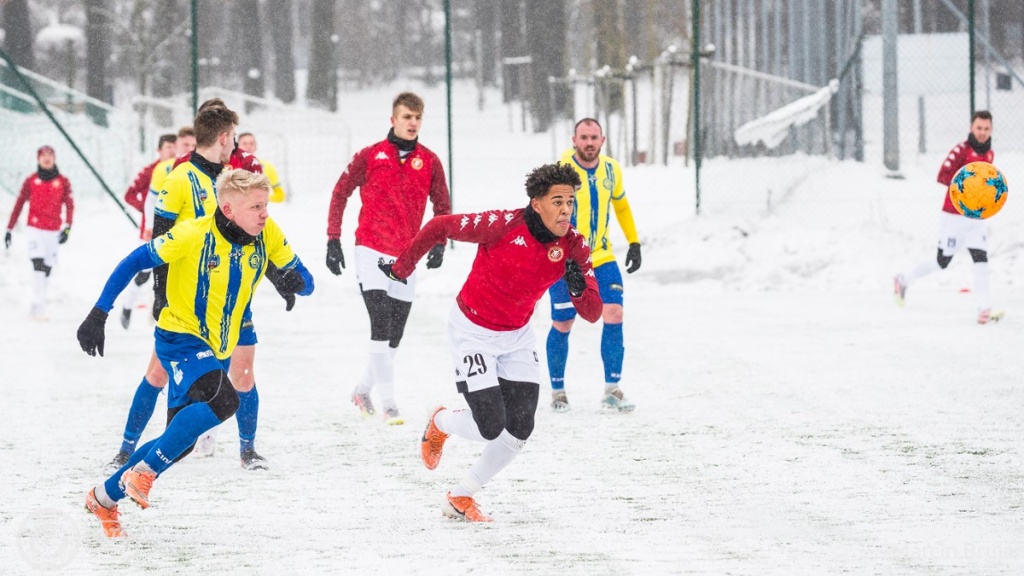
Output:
[77, 245, 164, 357]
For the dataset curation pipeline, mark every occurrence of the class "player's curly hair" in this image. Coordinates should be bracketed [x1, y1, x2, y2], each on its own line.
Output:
[525, 162, 581, 199]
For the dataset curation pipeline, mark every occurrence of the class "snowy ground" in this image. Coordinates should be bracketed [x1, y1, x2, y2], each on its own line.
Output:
[1, 83, 1023, 575]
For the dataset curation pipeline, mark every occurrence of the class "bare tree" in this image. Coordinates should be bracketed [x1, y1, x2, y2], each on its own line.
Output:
[499, 0, 524, 102]
[85, 0, 111, 103]
[268, 1, 296, 102]
[2, 0, 35, 69]
[237, 0, 264, 105]
[526, 0, 567, 131]
[593, 0, 627, 112]
[475, 1, 498, 85]
[307, 0, 337, 110]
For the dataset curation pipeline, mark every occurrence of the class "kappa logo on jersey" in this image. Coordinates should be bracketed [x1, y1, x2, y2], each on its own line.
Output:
[511, 235, 527, 247]
[547, 246, 564, 262]
[460, 215, 470, 230]
[410, 157, 423, 170]
[504, 212, 514, 224]
[473, 214, 483, 228]
[207, 254, 221, 270]
[248, 252, 263, 270]
[487, 213, 499, 226]
[375, 151, 389, 160]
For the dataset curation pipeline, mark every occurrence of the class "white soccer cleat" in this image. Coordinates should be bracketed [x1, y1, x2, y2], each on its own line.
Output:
[893, 275, 907, 307]
[551, 391, 570, 413]
[601, 387, 635, 413]
[978, 309, 1004, 325]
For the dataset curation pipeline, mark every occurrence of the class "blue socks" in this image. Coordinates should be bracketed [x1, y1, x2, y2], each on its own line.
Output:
[601, 323, 624, 384]
[236, 386, 259, 453]
[103, 402, 222, 502]
[121, 378, 162, 454]
[546, 328, 570, 390]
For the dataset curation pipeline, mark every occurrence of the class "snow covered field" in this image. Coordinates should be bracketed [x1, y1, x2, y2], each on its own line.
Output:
[1, 82, 1023, 575]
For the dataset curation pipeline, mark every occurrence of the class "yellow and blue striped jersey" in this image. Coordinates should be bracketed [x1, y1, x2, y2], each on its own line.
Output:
[155, 160, 218, 224]
[559, 149, 639, 267]
[148, 157, 176, 197]
[262, 159, 286, 203]
[150, 215, 297, 359]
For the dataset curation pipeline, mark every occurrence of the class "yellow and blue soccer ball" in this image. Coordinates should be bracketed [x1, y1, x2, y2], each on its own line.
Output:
[949, 161, 1009, 219]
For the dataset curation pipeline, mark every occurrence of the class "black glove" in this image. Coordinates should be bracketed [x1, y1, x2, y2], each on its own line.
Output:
[152, 294, 167, 321]
[564, 258, 586, 298]
[426, 244, 445, 269]
[77, 306, 108, 357]
[4, 231, 10, 250]
[264, 263, 305, 311]
[152, 264, 168, 321]
[58, 226, 70, 244]
[625, 242, 642, 274]
[326, 239, 345, 276]
[378, 261, 407, 284]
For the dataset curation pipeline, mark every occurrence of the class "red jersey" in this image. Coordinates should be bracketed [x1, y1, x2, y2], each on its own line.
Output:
[125, 160, 158, 236]
[172, 149, 262, 173]
[937, 140, 994, 214]
[392, 208, 601, 331]
[7, 171, 74, 232]
[327, 140, 450, 255]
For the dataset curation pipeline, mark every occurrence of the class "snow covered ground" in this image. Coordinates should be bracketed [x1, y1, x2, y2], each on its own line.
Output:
[1, 82, 1023, 575]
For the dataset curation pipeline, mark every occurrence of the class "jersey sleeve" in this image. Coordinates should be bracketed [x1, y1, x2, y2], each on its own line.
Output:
[62, 177, 74, 227]
[391, 211, 512, 278]
[149, 218, 200, 264]
[155, 167, 187, 220]
[567, 229, 602, 322]
[608, 160, 639, 244]
[6, 177, 32, 230]
[263, 218, 314, 296]
[326, 148, 368, 239]
[937, 144, 965, 186]
[94, 244, 163, 311]
[429, 153, 451, 216]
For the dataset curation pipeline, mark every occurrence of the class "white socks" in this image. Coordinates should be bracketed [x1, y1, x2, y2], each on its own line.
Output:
[973, 261, 991, 311]
[435, 408, 485, 442]
[32, 270, 48, 307]
[904, 259, 941, 284]
[450, 430, 526, 498]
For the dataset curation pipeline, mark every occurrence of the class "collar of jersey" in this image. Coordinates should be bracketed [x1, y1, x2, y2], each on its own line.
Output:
[524, 204, 558, 244]
[190, 151, 225, 179]
[214, 208, 258, 246]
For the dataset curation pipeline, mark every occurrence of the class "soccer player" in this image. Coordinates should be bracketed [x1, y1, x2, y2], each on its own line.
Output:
[381, 163, 601, 522]
[325, 91, 451, 425]
[546, 118, 642, 413]
[80, 169, 314, 538]
[5, 145, 74, 320]
[103, 100, 276, 472]
[237, 132, 286, 203]
[894, 110, 998, 324]
[144, 126, 196, 240]
[119, 133, 177, 329]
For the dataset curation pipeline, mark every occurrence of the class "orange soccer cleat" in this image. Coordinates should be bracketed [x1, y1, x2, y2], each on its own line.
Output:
[443, 492, 493, 523]
[120, 466, 157, 510]
[85, 488, 125, 538]
[420, 406, 449, 470]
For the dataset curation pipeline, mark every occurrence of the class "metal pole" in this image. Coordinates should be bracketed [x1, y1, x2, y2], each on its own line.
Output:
[692, 0, 701, 216]
[968, 0, 975, 113]
[191, 0, 198, 116]
[882, 0, 900, 173]
[0, 46, 137, 227]
[445, 0, 454, 214]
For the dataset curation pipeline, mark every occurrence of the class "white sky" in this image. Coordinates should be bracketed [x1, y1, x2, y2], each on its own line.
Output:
[1, 81, 1022, 575]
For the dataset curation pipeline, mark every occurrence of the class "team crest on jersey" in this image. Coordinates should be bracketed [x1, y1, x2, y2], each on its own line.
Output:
[248, 252, 263, 270]
[410, 157, 424, 170]
[547, 246, 564, 262]
[207, 254, 221, 270]
[602, 178, 612, 190]
[52, 181, 61, 189]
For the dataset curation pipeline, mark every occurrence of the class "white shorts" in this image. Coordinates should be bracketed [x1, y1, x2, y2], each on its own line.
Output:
[354, 245, 417, 301]
[936, 211, 987, 256]
[447, 305, 540, 393]
[25, 227, 60, 267]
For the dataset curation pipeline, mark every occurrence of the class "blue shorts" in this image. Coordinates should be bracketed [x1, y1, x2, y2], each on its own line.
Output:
[548, 261, 623, 322]
[154, 328, 232, 409]
[237, 307, 258, 347]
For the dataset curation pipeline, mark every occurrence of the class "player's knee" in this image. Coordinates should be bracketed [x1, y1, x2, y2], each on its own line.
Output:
[602, 304, 623, 324]
[500, 380, 539, 440]
[936, 253, 953, 269]
[474, 413, 506, 441]
[187, 370, 239, 422]
[31, 258, 52, 276]
[146, 366, 169, 387]
[969, 248, 988, 263]
[464, 387, 506, 440]
[552, 319, 574, 333]
[133, 270, 151, 286]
